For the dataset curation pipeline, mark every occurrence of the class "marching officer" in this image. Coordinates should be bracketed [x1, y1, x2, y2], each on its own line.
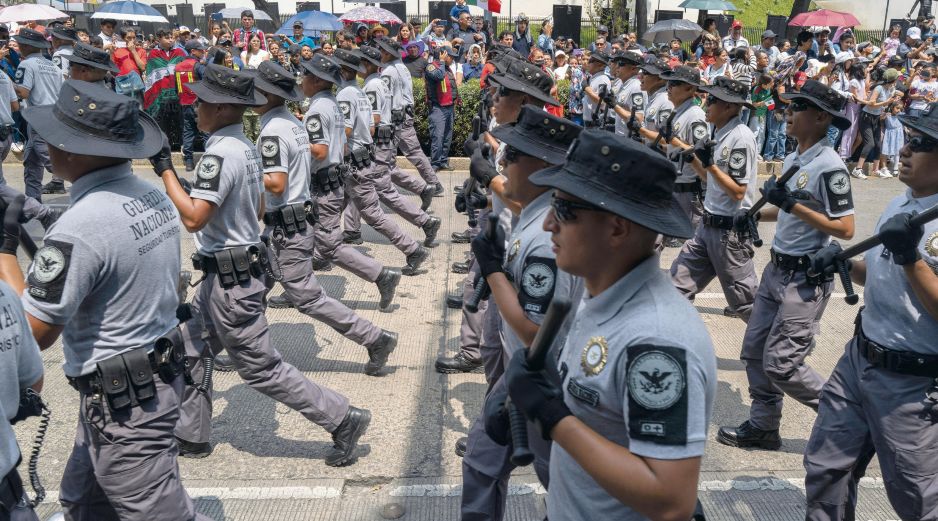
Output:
[582, 50, 611, 128]
[609, 50, 645, 137]
[50, 26, 78, 79]
[176, 39, 208, 172]
[462, 106, 582, 521]
[717, 80, 855, 450]
[375, 37, 445, 190]
[670, 76, 759, 322]
[634, 58, 674, 150]
[66, 42, 119, 86]
[251, 60, 398, 370]
[4, 80, 208, 520]
[506, 130, 715, 520]
[155, 65, 372, 467]
[425, 47, 460, 173]
[805, 100, 938, 521]
[12, 29, 62, 199]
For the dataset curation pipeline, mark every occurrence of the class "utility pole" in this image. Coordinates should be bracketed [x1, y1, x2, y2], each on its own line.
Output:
[635, 0, 647, 39]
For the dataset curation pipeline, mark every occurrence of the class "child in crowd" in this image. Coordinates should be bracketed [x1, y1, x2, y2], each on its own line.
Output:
[750, 74, 775, 158]
[881, 101, 904, 178]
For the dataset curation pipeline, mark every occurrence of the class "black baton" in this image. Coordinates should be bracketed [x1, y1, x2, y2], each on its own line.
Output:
[465, 214, 499, 314]
[508, 297, 573, 467]
[746, 165, 800, 247]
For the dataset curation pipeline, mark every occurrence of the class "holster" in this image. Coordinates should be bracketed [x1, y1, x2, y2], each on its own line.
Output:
[153, 327, 187, 385]
[96, 349, 156, 412]
[192, 245, 264, 288]
[311, 166, 344, 194]
[348, 146, 373, 169]
[263, 202, 310, 235]
[375, 125, 394, 146]
[391, 108, 405, 126]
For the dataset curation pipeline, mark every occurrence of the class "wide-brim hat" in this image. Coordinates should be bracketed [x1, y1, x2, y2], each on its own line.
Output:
[660, 65, 702, 87]
[899, 101, 938, 140]
[780, 79, 850, 130]
[357, 46, 383, 67]
[373, 36, 400, 56]
[66, 42, 119, 73]
[333, 48, 366, 74]
[488, 56, 559, 107]
[14, 29, 49, 49]
[699, 76, 752, 108]
[489, 104, 582, 165]
[611, 50, 642, 65]
[300, 54, 341, 84]
[639, 58, 670, 76]
[22, 80, 162, 159]
[589, 51, 610, 64]
[250, 61, 304, 102]
[187, 64, 267, 106]
[50, 26, 77, 42]
[529, 130, 693, 239]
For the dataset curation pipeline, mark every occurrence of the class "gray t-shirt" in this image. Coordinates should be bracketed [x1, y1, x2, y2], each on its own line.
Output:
[15, 53, 62, 107]
[0, 72, 17, 126]
[381, 60, 407, 111]
[258, 105, 311, 208]
[191, 123, 263, 254]
[549, 255, 716, 521]
[614, 76, 644, 136]
[0, 280, 42, 477]
[22, 163, 181, 377]
[304, 91, 345, 171]
[583, 72, 611, 124]
[773, 140, 854, 255]
[861, 84, 895, 116]
[706, 116, 758, 215]
[364, 72, 391, 124]
[337, 80, 373, 149]
[667, 98, 709, 183]
[394, 61, 415, 107]
[642, 86, 673, 146]
[52, 45, 73, 79]
[861, 189, 938, 354]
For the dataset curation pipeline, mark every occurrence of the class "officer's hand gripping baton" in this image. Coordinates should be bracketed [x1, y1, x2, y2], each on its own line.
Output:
[745, 165, 800, 248]
[465, 214, 499, 313]
[507, 297, 573, 467]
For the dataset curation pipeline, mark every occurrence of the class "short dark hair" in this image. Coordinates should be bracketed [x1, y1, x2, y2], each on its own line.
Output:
[241, 10, 254, 18]
[100, 19, 117, 27]
[704, 18, 716, 29]
[758, 73, 773, 85]
[156, 29, 173, 39]
[499, 30, 512, 40]
[119, 26, 136, 39]
[797, 31, 814, 45]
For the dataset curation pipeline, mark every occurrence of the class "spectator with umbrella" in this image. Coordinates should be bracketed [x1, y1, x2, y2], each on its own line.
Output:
[233, 10, 266, 52]
[285, 21, 317, 50]
[97, 18, 118, 50]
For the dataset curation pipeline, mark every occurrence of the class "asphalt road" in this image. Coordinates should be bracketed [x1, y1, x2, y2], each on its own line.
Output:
[5, 163, 910, 521]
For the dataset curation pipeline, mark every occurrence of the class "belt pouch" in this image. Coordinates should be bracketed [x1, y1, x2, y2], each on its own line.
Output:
[292, 205, 308, 231]
[229, 247, 251, 283]
[305, 201, 318, 226]
[124, 349, 156, 404]
[280, 206, 297, 234]
[214, 249, 237, 287]
[154, 328, 185, 384]
[97, 355, 133, 411]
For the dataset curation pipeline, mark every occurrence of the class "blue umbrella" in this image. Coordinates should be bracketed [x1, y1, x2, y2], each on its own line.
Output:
[276, 11, 343, 36]
[677, 0, 738, 10]
[91, 1, 170, 23]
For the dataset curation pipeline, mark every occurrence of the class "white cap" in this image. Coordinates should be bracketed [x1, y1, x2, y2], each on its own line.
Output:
[555, 49, 566, 57]
[193, 27, 201, 33]
[178, 25, 190, 33]
[909, 26, 922, 40]
[835, 51, 854, 64]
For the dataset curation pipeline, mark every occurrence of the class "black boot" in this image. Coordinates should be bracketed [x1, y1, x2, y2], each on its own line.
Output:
[326, 407, 371, 467]
[343, 231, 363, 245]
[422, 216, 441, 247]
[213, 354, 237, 372]
[420, 185, 435, 212]
[433, 182, 445, 196]
[375, 268, 401, 312]
[185, 157, 196, 172]
[451, 230, 470, 244]
[451, 261, 469, 274]
[716, 420, 781, 450]
[402, 246, 429, 276]
[312, 258, 333, 271]
[365, 330, 398, 376]
[41, 180, 66, 195]
[267, 294, 294, 309]
[176, 436, 213, 459]
[446, 294, 463, 309]
[435, 352, 483, 374]
[455, 436, 468, 458]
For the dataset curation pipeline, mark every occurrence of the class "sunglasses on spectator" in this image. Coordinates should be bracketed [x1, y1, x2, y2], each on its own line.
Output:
[908, 134, 938, 153]
[550, 194, 604, 223]
[788, 99, 819, 112]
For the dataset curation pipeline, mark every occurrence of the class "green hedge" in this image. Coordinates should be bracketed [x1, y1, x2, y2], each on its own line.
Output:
[413, 77, 482, 158]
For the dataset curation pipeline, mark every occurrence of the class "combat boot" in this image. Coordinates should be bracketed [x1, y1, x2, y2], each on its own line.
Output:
[435, 353, 483, 374]
[365, 330, 398, 376]
[451, 230, 470, 244]
[176, 436, 212, 459]
[446, 293, 463, 309]
[422, 216, 441, 247]
[184, 157, 196, 172]
[402, 246, 429, 276]
[326, 407, 371, 467]
[343, 231, 363, 245]
[716, 420, 781, 450]
[451, 261, 469, 274]
[433, 182, 445, 196]
[420, 185, 435, 211]
[375, 267, 401, 312]
[267, 294, 294, 309]
[455, 436, 467, 458]
[41, 180, 66, 195]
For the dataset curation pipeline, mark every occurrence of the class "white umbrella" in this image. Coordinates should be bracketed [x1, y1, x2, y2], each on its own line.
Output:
[91, 1, 170, 24]
[0, 4, 68, 23]
[218, 7, 273, 21]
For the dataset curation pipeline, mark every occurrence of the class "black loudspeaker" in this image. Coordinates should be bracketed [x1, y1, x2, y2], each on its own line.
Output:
[552, 5, 581, 45]
[428, 1, 455, 25]
[297, 2, 321, 12]
[176, 4, 195, 29]
[381, 3, 407, 36]
[766, 15, 787, 40]
[72, 14, 90, 32]
[889, 18, 913, 36]
[654, 10, 682, 23]
[715, 14, 734, 37]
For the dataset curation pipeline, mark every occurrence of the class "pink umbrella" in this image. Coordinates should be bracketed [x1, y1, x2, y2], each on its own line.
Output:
[788, 9, 860, 28]
[339, 6, 403, 26]
[0, 3, 68, 23]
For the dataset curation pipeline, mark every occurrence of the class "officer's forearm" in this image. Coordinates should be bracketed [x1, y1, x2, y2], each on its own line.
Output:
[791, 207, 855, 240]
[489, 177, 522, 215]
[485, 273, 539, 347]
[264, 171, 287, 196]
[163, 175, 215, 232]
[551, 416, 701, 521]
[310, 143, 328, 162]
[584, 87, 600, 104]
[26, 314, 63, 351]
[705, 166, 746, 201]
[904, 260, 938, 320]
[613, 104, 632, 121]
[639, 127, 659, 142]
[14, 86, 29, 100]
[850, 259, 867, 286]
[0, 253, 25, 295]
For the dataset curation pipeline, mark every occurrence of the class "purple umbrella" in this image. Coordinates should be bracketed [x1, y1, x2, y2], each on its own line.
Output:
[339, 6, 403, 26]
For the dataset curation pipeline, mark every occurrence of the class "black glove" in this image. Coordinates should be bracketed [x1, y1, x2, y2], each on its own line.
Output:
[626, 116, 642, 134]
[455, 192, 467, 213]
[505, 353, 571, 440]
[149, 131, 174, 177]
[602, 89, 615, 107]
[810, 240, 849, 277]
[732, 211, 759, 233]
[483, 384, 511, 446]
[463, 135, 480, 157]
[0, 194, 24, 256]
[467, 188, 488, 210]
[470, 226, 505, 277]
[469, 146, 496, 189]
[692, 139, 716, 168]
[880, 212, 924, 266]
[761, 176, 796, 213]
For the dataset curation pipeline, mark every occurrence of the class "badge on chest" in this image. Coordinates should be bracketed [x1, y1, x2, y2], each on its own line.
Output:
[581, 336, 608, 376]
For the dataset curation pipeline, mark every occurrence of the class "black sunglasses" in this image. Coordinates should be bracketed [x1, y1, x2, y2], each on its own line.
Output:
[502, 145, 531, 164]
[495, 84, 516, 97]
[788, 98, 819, 112]
[908, 134, 938, 153]
[550, 194, 603, 223]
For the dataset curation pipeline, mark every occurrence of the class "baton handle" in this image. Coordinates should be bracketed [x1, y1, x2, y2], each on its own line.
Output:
[747, 165, 801, 219]
[837, 205, 938, 260]
[465, 214, 499, 314]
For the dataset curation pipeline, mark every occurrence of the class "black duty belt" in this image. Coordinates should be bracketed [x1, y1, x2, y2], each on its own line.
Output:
[263, 202, 313, 234]
[857, 324, 938, 378]
[674, 179, 702, 194]
[192, 244, 269, 288]
[702, 211, 734, 230]
[67, 350, 162, 394]
[769, 249, 810, 271]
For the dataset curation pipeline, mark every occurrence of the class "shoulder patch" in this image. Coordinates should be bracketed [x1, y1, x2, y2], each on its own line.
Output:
[338, 101, 352, 121]
[14, 68, 23, 83]
[427, 64, 436, 72]
[367, 91, 378, 111]
[727, 147, 748, 180]
[657, 109, 672, 127]
[691, 122, 708, 143]
[518, 255, 556, 315]
[381, 75, 391, 89]
[260, 137, 282, 168]
[194, 154, 223, 192]
[52, 55, 61, 68]
[27, 239, 73, 304]
[306, 114, 324, 141]
[822, 169, 853, 213]
[627, 344, 688, 445]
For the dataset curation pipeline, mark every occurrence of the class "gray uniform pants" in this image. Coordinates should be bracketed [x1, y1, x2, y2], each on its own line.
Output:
[461, 375, 551, 521]
[61, 375, 209, 521]
[342, 166, 421, 257]
[371, 144, 430, 228]
[22, 126, 51, 201]
[397, 116, 440, 186]
[670, 224, 758, 321]
[175, 273, 349, 444]
[804, 338, 938, 521]
[0, 134, 11, 187]
[741, 264, 831, 431]
[313, 185, 387, 280]
[458, 260, 485, 364]
[674, 189, 704, 230]
[267, 224, 383, 347]
[389, 163, 428, 196]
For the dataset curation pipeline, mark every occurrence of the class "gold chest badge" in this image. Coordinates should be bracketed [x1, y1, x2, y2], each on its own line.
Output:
[581, 336, 608, 376]
[507, 239, 521, 263]
[796, 171, 808, 189]
[926, 231, 938, 257]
